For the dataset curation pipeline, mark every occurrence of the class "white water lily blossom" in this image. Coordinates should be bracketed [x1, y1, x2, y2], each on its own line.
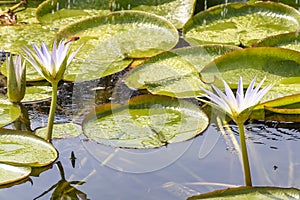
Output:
[22, 40, 81, 141]
[201, 77, 273, 123]
[22, 40, 80, 84]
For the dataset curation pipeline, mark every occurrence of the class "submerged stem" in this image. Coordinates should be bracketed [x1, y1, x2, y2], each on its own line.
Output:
[47, 82, 58, 142]
[237, 122, 252, 187]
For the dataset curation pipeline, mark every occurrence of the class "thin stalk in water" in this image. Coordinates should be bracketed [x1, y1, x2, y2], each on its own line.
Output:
[47, 82, 58, 142]
[237, 122, 252, 186]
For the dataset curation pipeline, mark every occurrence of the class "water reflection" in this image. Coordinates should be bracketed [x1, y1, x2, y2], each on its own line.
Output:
[1, 120, 300, 199]
[226, 121, 300, 150]
[33, 162, 88, 200]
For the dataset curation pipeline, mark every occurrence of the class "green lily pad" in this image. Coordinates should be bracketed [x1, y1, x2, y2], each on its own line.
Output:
[255, 31, 300, 52]
[0, 15, 55, 55]
[188, 186, 300, 199]
[200, 47, 300, 105]
[56, 10, 178, 81]
[111, 0, 196, 29]
[0, 163, 31, 186]
[249, 0, 300, 9]
[125, 45, 240, 98]
[36, 0, 111, 27]
[57, 10, 178, 58]
[63, 57, 133, 82]
[35, 123, 82, 139]
[0, 95, 21, 127]
[82, 95, 209, 148]
[22, 86, 52, 102]
[196, 0, 247, 12]
[0, 129, 58, 167]
[145, 74, 206, 98]
[183, 2, 300, 46]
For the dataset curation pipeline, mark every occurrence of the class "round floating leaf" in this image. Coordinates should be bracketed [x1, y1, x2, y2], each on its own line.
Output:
[188, 186, 300, 199]
[255, 31, 300, 52]
[125, 45, 240, 98]
[265, 105, 300, 114]
[35, 123, 82, 139]
[0, 129, 58, 167]
[196, 0, 247, 12]
[0, 163, 31, 186]
[57, 11, 178, 81]
[0, 7, 54, 81]
[22, 86, 52, 103]
[111, 0, 196, 29]
[0, 95, 21, 127]
[63, 57, 133, 82]
[183, 2, 300, 46]
[82, 95, 209, 148]
[0, 22, 55, 55]
[57, 10, 178, 57]
[249, 0, 300, 9]
[36, 0, 111, 26]
[201, 47, 300, 106]
[145, 74, 206, 98]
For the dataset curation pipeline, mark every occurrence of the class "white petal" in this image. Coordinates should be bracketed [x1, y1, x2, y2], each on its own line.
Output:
[22, 47, 40, 71]
[51, 40, 58, 72]
[244, 77, 259, 108]
[41, 43, 52, 71]
[254, 84, 273, 103]
[32, 44, 49, 72]
[200, 87, 232, 114]
[236, 77, 244, 111]
[56, 40, 68, 68]
[223, 80, 239, 113]
[67, 43, 83, 66]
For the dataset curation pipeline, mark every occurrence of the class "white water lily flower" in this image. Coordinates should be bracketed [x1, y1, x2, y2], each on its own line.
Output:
[7, 55, 26, 103]
[200, 77, 273, 123]
[22, 40, 80, 84]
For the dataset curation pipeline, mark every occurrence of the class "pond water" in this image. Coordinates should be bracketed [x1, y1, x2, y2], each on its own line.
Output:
[0, 74, 299, 199]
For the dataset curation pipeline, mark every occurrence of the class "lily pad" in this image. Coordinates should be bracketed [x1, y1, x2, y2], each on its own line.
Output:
[0, 95, 21, 127]
[249, 0, 300, 9]
[255, 31, 300, 52]
[63, 57, 133, 82]
[0, 129, 58, 167]
[56, 10, 178, 81]
[82, 95, 209, 148]
[110, 0, 196, 29]
[0, 163, 31, 186]
[183, 2, 300, 46]
[188, 186, 300, 199]
[0, 15, 56, 54]
[196, 0, 247, 12]
[254, 93, 300, 115]
[125, 45, 240, 98]
[57, 10, 178, 58]
[22, 86, 52, 103]
[200, 47, 300, 105]
[145, 74, 206, 98]
[36, 0, 110, 27]
[35, 123, 82, 139]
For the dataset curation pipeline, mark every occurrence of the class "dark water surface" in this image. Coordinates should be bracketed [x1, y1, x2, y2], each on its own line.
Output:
[1, 117, 299, 199]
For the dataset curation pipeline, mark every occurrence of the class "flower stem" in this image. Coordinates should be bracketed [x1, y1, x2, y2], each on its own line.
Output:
[237, 122, 252, 187]
[47, 82, 58, 142]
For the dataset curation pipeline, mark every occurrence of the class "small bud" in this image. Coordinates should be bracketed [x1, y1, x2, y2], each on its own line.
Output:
[7, 55, 26, 103]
